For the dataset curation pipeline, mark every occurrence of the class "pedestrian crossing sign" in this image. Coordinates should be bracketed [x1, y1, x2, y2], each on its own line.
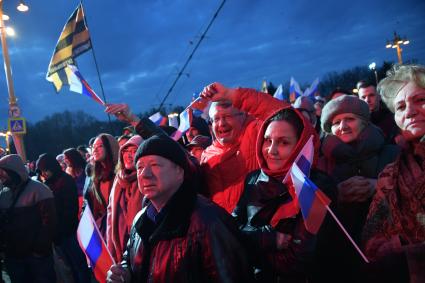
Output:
[8, 118, 27, 134]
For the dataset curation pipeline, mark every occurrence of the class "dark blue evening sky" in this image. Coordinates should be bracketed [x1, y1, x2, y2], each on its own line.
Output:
[0, 0, 424, 134]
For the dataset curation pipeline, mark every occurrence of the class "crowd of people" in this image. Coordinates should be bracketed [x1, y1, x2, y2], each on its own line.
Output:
[0, 64, 424, 283]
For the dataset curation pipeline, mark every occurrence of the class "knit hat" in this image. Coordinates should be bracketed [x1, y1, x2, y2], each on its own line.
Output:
[186, 135, 212, 150]
[321, 95, 370, 133]
[293, 96, 315, 113]
[36, 153, 62, 175]
[134, 134, 189, 170]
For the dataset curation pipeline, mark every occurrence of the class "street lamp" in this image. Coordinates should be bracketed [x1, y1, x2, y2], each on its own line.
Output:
[385, 31, 409, 64]
[368, 62, 378, 85]
[0, 0, 29, 161]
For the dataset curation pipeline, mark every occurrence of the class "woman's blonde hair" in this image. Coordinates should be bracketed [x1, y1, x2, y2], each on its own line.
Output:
[377, 64, 425, 113]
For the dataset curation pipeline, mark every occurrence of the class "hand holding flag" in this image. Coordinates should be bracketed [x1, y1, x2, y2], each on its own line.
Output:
[290, 164, 370, 263]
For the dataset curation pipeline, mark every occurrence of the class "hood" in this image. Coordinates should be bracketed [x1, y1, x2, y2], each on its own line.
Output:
[256, 106, 320, 178]
[118, 135, 143, 167]
[0, 154, 29, 183]
[99, 133, 120, 165]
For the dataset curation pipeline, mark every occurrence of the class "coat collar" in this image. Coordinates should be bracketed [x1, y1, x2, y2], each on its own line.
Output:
[136, 180, 197, 244]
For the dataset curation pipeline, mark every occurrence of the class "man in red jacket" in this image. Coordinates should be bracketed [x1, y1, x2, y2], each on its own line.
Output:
[199, 82, 288, 213]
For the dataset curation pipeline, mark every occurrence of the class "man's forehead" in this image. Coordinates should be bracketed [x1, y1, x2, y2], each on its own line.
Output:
[359, 86, 377, 95]
[211, 105, 238, 116]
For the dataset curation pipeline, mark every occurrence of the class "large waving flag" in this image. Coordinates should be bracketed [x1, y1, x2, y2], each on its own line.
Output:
[273, 84, 284, 101]
[77, 207, 114, 283]
[289, 77, 302, 103]
[290, 164, 330, 234]
[149, 112, 167, 126]
[67, 65, 104, 105]
[46, 3, 91, 92]
[171, 109, 191, 141]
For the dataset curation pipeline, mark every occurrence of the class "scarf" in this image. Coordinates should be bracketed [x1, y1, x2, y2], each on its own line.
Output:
[321, 124, 388, 182]
[364, 137, 425, 259]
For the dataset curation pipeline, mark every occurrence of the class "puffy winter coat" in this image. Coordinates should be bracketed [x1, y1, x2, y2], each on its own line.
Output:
[201, 88, 288, 213]
[0, 154, 56, 258]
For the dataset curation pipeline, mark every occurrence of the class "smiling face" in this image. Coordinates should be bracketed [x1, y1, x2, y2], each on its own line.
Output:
[262, 120, 298, 171]
[394, 82, 425, 141]
[122, 145, 138, 170]
[331, 113, 366, 143]
[210, 104, 245, 145]
[136, 155, 184, 210]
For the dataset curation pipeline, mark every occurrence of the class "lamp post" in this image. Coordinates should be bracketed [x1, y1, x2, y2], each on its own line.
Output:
[368, 62, 378, 85]
[0, 0, 29, 161]
[385, 31, 409, 64]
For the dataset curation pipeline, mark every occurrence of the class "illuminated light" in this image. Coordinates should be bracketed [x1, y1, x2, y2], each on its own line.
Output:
[2, 14, 10, 21]
[386, 43, 392, 48]
[5, 27, 15, 37]
[352, 88, 358, 94]
[392, 45, 397, 48]
[403, 40, 410, 45]
[17, 3, 29, 12]
[368, 62, 376, 70]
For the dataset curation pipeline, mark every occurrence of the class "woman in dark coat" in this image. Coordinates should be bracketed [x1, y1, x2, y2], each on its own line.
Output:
[362, 64, 425, 282]
[232, 103, 336, 282]
[318, 95, 400, 281]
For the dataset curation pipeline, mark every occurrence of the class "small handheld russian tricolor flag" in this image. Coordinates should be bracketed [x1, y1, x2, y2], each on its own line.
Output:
[171, 109, 191, 141]
[67, 65, 105, 106]
[149, 112, 168, 126]
[283, 135, 314, 184]
[77, 207, 114, 283]
[290, 163, 330, 234]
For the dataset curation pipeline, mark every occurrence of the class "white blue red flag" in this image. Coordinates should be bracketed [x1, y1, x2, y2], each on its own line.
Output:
[67, 65, 105, 105]
[303, 78, 320, 100]
[77, 207, 114, 283]
[283, 135, 314, 185]
[289, 77, 302, 103]
[273, 84, 284, 101]
[290, 164, 330, 234]
[149, 112, 167, 126]
[171, 109, 191, 141]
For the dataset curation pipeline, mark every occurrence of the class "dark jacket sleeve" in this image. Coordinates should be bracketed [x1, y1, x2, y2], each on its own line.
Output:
[201, 210, 254, 283]
[33, 197, 57, 255]
[135, 117, 168, 139]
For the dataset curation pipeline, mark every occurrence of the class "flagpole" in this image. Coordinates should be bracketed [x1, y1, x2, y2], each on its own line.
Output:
[315, 191, 370, 263]
[80, 0, 115, 135]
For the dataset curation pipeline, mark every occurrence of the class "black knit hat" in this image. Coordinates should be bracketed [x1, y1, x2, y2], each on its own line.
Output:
[36, 153, 62, 175]
[134, 134, 189, 170]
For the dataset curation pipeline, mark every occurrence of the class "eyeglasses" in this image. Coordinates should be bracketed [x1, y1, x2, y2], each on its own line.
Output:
[211, 113, 244, 124]
[122, 149, 138, 155]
